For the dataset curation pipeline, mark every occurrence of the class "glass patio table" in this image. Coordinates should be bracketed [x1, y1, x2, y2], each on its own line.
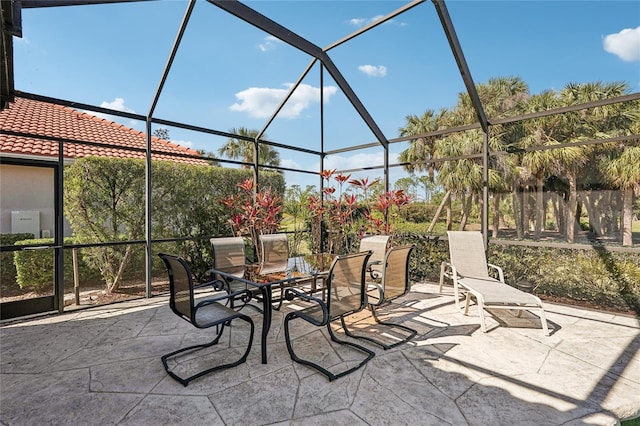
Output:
[208, 260, 327, 364]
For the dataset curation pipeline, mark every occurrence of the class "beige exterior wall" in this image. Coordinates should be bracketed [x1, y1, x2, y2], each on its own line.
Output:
[0, 163, 71, 237]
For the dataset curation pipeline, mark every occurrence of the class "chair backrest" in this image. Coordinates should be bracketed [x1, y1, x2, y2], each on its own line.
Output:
[380, 244, 415, 301]
[326, 251, 372, 319]
[359, 235, 390, 277]
[446, 231, 490, 279]
[158, 253, 194, 320]
[210, 236, 246, 278]
[259, 233, 289, 276]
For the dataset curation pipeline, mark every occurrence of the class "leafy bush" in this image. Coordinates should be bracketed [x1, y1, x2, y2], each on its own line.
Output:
[13, 238, 102, 292]
[400, 202, 437, 223]
[391, 234, 639, 313]
[394, 232, 449, 281]
[0, 233, 35, 291]
[64, 157, 285, 289]
[488, 244, 640, 313]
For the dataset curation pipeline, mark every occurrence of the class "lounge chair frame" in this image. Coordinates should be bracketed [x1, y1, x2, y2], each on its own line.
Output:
[440, 231, 549, 335]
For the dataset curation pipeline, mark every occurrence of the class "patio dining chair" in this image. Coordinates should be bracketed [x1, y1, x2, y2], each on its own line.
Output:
[210, 236, 261, 311]
[342, 244, 417, 349]
[283, 251, 374, 381]
[158, 253, 254, 387]
[440, 231, 549, 335]
[359, 235, 391, 279]
[258, 233, 293, 310]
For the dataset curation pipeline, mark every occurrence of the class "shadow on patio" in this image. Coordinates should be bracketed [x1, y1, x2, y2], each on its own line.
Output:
[1, 282, 639, 425]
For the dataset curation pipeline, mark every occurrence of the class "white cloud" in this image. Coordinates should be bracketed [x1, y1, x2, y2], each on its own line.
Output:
[281, 158, 301, 170]
[347, 15, 399, 28]
[171, 139, 193, 149]
[87, 98, 138, 127]
[603, 26, 640, 62]
[230, 83, 338, 119]
[258, 35, 282, 52]
[358, 64, 387, 77]
[315, 151, 400, 173]
[100, 97, 135, 113]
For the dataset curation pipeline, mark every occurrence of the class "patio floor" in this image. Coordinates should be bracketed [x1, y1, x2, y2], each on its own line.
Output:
[1, 282, 639, 425]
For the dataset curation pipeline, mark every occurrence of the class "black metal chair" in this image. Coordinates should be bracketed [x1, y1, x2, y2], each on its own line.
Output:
[283, 251, 374, 381]
[158, 253, 255, 387]
[209, 236, 262, 312]
[342, 244, 417, 349]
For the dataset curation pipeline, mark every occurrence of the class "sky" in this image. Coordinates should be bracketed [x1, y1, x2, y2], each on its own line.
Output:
[12, 0, 640, 191]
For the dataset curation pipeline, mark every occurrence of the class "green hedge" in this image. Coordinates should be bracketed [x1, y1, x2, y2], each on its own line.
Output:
[396, 232, 640, 314]
[13, 238, 101, 292]
[488, 244, 640, 313]
[395, 232, 449, 281]
[0, 233, 34, 291]
[64, 158, 286, 288]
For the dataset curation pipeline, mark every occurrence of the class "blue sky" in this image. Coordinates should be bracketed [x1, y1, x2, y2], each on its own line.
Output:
[13, 0, 640, 190]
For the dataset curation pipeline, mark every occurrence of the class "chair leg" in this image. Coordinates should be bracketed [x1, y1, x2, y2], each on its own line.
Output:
[537, 307, 550, 336]
[284, 312, 374, 382]
[476, 300, 487, 333]
[162, 316, 254, 387]
[340, 305, 416, 350]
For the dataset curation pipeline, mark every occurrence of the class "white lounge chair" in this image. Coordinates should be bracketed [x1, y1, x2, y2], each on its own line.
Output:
[440, 231, 549, 335]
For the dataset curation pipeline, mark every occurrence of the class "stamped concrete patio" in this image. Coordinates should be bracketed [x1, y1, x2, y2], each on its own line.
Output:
[1, 281, 639, 425]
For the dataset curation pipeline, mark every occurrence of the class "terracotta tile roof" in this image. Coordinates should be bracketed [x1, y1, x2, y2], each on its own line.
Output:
[0, 97, 208, 165]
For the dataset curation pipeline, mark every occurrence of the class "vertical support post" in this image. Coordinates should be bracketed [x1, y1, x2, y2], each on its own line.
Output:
[73, 248, 80, 305]
[482, 131, 489, 250]
[145, 119, 152, 298]
[56, 140, 64, 313]
[319, 63, 326, 253]
[384, 145, 389, 226]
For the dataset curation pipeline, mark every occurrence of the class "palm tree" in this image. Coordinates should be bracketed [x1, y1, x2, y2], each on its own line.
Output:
[520, 90, 563, 239]
[398, 108, 450, 181]
[557, 81, 632, 243]
[218, 127, 281, 169]
[604, 145, 640, 246]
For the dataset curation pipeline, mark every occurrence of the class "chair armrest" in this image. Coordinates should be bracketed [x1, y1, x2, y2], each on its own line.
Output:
[487, 263, 505, 282]
[195, 288, 253, 310]
[284, 288, 328, 326]
[439, 261, 454, 293]
[194, 278, 227, 292]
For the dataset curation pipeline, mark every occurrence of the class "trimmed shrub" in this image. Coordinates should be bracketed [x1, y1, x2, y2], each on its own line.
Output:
[392, 233, 640, 314]
[488, 244, 640, 313]
[1, 233, 35, 291]
[13, 238, 101, 292]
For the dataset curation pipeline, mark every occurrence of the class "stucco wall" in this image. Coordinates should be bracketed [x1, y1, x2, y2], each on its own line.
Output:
[0, 163, 71, 237]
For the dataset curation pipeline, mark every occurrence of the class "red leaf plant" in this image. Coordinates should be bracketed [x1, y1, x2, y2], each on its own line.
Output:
[224, 178, 283, 263]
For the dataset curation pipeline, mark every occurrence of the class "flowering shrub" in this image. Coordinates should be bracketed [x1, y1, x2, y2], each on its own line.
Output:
[308, 170, 411, 255]
[222, 178, 283, 262]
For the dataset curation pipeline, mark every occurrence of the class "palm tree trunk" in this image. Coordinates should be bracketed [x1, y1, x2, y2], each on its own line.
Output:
[492, 193, 501, 238]
[459, 193, 473, 231]
[446, 196, 452, 231]
[427, 190, 451, 233]
[566, 172, 577, 243]
[622, 189, 633, 246]
[523, 187, 531, 238]
[512, 186, 523, 239]
[534, 173, 544, 240]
